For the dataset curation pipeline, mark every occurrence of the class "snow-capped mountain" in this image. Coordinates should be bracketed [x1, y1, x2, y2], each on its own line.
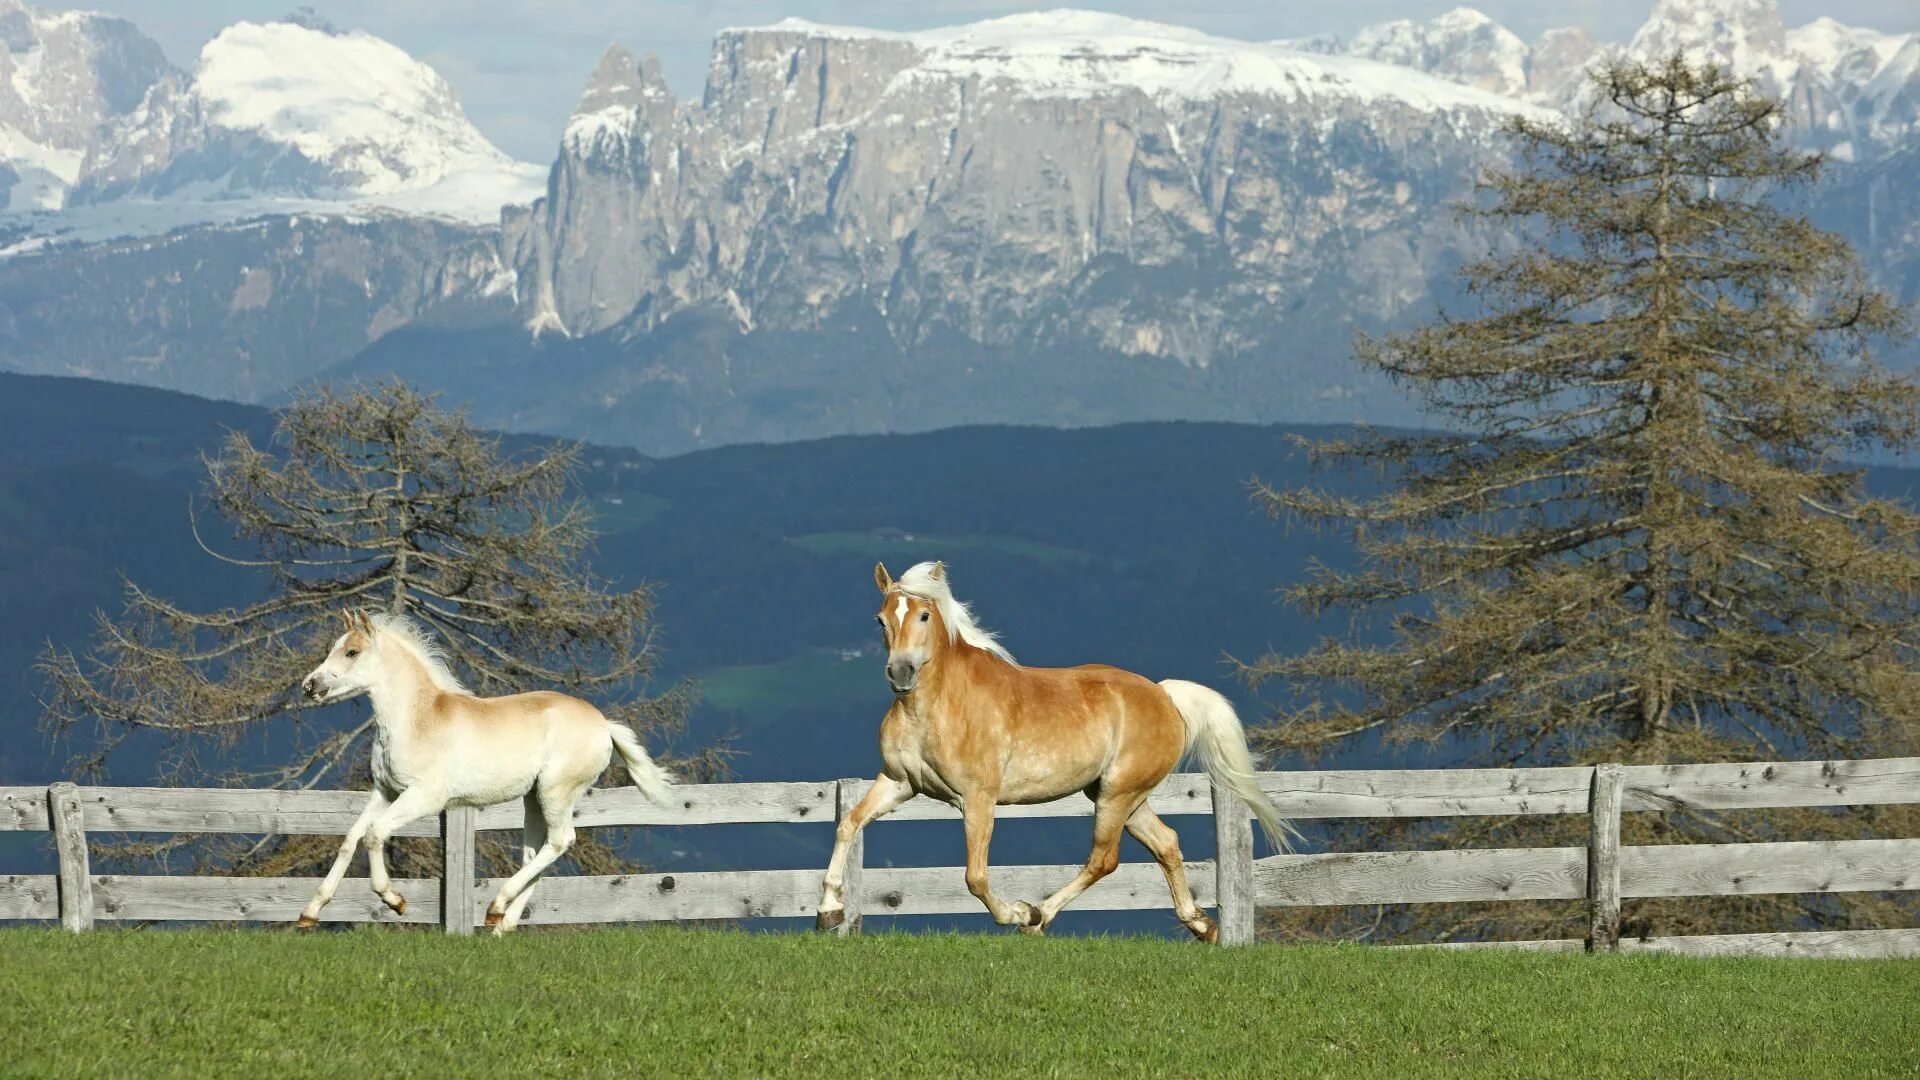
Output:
[0, 1, 1915, 456]
[0, 0, 169, 211]
[1311, 0, 1919, 158]
[0, 3, 541, 228]
[1289, 8, 1530, 97]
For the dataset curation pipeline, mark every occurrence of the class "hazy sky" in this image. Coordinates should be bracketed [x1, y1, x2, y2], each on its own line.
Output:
[81, 1, 1920, 162]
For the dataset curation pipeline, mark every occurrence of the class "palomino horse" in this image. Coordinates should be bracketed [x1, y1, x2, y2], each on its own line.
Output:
[818, 561, 1291, 941]
[296, 610, 674, 933]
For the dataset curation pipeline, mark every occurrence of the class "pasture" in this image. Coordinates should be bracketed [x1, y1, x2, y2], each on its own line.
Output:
[1, 929, 1913, 1078]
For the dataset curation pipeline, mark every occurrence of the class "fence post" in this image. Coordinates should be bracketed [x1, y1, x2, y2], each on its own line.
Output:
[441, 804, 477, 935]
[1211, 782, 1255, 946]
[47, 782, 93, 932]
[1586, 763, 1624, 954]
[834, 778, 865, 937]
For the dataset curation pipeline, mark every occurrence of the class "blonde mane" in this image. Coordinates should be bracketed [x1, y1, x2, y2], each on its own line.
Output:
[370, 613, 469, 694]
[895, 561, 1016, 665]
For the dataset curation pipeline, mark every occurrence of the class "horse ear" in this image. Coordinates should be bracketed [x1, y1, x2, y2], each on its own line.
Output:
[930, 561, 946, 582]
[873, 562, 893, 593]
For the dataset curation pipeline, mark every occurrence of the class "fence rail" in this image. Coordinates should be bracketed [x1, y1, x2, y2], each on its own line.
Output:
[3, 757, 1916, 956]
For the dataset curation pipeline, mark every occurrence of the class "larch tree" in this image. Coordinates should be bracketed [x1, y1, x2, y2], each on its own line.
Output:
[41, 382, 707, 876]
[1244, 56, 1920, 943]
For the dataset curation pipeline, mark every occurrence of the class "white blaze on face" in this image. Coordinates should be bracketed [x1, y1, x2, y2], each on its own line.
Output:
[894, 596, 908, 628]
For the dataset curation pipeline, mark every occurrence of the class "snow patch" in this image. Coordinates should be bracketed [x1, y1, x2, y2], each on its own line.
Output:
[729, 11, 1545, 117]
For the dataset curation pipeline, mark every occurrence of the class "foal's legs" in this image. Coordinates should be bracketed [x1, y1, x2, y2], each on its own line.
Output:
[496, 791, 547, 930]
[487, 782, 583, 933]
[296, 789, 389, 927]
[817, 773, 915, 931]
[1125, 804, 1215, 941]
[963, 792, 1042, 929]
[363, 785, 446, 915]
[1030, 788, 1145, 933]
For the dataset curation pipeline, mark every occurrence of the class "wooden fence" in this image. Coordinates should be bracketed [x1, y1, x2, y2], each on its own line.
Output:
[3, 757, 1917, 956]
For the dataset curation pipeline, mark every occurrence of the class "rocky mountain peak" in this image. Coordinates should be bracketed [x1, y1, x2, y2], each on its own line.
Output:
[0, 0, 172, 210]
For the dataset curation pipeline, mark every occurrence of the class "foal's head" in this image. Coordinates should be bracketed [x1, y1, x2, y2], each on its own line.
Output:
[301, 609, 380, 704]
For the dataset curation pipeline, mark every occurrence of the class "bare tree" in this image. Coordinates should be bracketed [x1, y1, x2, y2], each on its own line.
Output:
[41, 381, 710, 874]
[1244, 57, 1920, 943]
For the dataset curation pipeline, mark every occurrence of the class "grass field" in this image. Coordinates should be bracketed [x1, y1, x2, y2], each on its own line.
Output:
[1, 929, 1914, 1078]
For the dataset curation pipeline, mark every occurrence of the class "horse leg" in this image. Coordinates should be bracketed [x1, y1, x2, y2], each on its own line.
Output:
[1125, 804, 1215, 942]
[363, 785, 445, 916]
[493, 791, 547, 931]
[817, 773, 915, 932]
[296, 789, 389, 927]
[487, 784, 582, 935]
[1030, 789, 1141, 934]
[962, 793, 1038, 930]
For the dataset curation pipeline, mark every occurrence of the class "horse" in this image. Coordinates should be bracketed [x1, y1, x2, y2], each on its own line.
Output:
[818, 561, 1292, 941]
[295, 609, 675, 933]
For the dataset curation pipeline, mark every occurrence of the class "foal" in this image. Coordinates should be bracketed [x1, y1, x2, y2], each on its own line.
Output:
[818, 561, 1292, 941]
[295, 610, 674, 933]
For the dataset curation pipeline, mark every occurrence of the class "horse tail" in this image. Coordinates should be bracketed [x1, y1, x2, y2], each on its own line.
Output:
[608, 721, 675, 805]
[1159, 679, 1298, 854]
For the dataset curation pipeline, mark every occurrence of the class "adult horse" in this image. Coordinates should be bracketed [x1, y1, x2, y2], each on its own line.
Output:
[818, 561, 1291, 941]
[295, 609, 675, 933]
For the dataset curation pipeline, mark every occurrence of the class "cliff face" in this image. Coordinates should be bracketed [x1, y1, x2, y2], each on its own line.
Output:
[509, 14, 1533, 383]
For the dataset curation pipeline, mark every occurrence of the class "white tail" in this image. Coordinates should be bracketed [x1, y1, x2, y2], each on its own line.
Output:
[1160, 679, 1298, 853]
[608, 722, 675, 805]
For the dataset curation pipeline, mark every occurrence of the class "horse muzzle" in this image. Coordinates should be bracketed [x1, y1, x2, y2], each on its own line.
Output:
[886, 659, 919, 696]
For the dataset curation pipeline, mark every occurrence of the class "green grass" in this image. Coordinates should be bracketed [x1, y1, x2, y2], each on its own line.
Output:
[697, 648, 881, 717]
[0, 929, 1913, 1078]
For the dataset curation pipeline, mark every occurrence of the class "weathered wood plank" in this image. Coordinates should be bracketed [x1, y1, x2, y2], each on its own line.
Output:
[1587, 763, 1624, 953]
[858, 862, 1217, 918]
[476, 780, 840, 830]
[48, 783, 92, 932]
[77, 787, 441, 838]
[493, 870, 824, 924]
[0, 875, 58, 920]
[1618, 928, 1920, 959]
[834, 778, 863, 936]
[840, 775, 1216, 822]
[1623, 757, 1920, 812]
[1, 787, 50, 831]
[1255, 847, 1586, 907]
[1212, 785, 1255, 946]
[1622, 839, 1920, 898]
[1256, 768, 1595, 819]
[75, 861, 1217, 926]
[441, 805, 477, 935]
[91, 875, 438, 924]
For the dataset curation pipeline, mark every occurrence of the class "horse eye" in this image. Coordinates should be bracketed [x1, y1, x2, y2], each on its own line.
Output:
[345, 649, 360, 658]
[919, 611, 930, 623]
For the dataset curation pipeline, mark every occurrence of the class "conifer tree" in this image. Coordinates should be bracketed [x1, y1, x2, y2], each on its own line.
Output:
[1247, 57, 1919, 942]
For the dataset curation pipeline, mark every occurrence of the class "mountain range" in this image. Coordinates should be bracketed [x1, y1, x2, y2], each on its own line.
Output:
[0, 0, 1915, 454]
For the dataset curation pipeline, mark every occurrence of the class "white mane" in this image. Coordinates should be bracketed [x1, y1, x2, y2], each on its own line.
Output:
[895, 561, 1016, 665]
[370, 613, 469, 694]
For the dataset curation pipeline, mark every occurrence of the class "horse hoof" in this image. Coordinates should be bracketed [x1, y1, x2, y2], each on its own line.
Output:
[1197, 919, 1219, 944]
[817, 908, 846, 933]
[1010, 902, 1045, 934]
[386, 895, 407, 916]
[484, 908, 505, 928]
[294, 914, 319, 930]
